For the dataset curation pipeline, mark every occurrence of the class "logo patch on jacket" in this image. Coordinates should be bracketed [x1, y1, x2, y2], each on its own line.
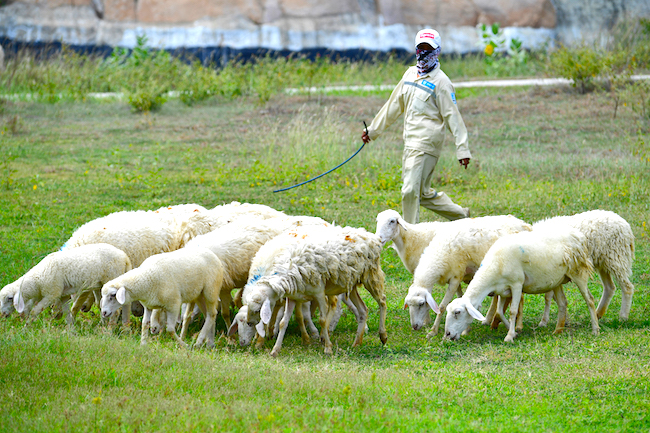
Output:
[451, 92, 457, 104]
[421, 80, 436, 91]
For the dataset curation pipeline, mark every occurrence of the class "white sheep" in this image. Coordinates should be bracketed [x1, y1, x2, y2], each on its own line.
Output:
[404, 215, 532, 335]
[375, 209, 448, 273]
[240, 225, 387, 356]
[100, 246, 223, 348]
[444, 221, 599, 342]
[184, 214, 331, 330]
[537, 210, 635, 323]
[13, 244, 132, 325]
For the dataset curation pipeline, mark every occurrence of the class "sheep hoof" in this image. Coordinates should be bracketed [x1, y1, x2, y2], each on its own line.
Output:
[504, 334, 515, 343]
[379, 332, 388, 345]
[270, 349, 280, 358]
[538, 320, 548, 328]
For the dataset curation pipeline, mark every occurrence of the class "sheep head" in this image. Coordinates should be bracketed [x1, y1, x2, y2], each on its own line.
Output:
[404, 285, 440, 331]
[444, 297, 485, 341]
[101, 282, 130, 319]
[228, 306, 257, 347]
[375, 209, 406, 246]
[0, 283, 18, 317]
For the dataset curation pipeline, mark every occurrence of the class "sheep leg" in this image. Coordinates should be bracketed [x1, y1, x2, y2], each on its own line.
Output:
[327, 295, 345, 333]
[482, 296, 499, 327]
[616, 272, 635, 321]
[302, 302, 320, 339]
[180, 301, 195, 340]
[314, 293, 334, 355]
[120, 301, 133, 327]
[323, 296, 339, 338]
[295, 302, 312, 345]
[496, 296, 511, 330]
[348, 288, 369, 348]
[342, 293, 369, 333]
[165, 305, 188, 349]
[219, 288, 233, 328]
[574, 277, 600, 336]
[515, 296, 524, 332]
[140, 307, 152, 345]
[28, 297, 54, 321]
[539, 291, 554, 327]
[150, 309, 164, 335]
[194, 304, 217, 349]
[504, 286, 523, 343]
[61, 297, 75, 327]
[271, 299, 296, 357]
[430, 278, 461, 336]
[364, 282, 388, 345]
[82, 290, 96, 312]
[552, 286, 568, 335]
[595, 270, 616, 320]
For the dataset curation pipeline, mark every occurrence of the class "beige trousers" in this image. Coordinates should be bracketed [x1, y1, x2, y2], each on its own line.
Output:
[401, 148, 467, 224]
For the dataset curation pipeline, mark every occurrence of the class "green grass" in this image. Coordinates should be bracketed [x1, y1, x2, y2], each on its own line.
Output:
[1, 82, 650, 432]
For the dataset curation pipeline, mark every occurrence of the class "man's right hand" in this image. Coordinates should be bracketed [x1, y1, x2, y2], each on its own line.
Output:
[361, 131, 371, 144]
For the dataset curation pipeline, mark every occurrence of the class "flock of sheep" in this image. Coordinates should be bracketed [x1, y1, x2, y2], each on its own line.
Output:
[0, 201, 636, 355]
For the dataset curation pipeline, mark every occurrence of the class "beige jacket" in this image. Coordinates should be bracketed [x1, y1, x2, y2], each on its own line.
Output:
[367, 65, 471, 160]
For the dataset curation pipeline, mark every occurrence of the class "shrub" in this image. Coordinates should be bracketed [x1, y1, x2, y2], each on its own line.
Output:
[549, 44, 603, 93]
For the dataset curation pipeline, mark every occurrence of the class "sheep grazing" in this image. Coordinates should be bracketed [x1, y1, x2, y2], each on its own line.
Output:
[375, 209, 448, 273]
[404, 215, 532, 335]
[538, 210, 635, 322]
[62, 203, 218, 324]
[227, 224, 333, 348]
[185, 215, 330, 329]
[13, 244, 132, 326]
[444, 222, 599, 342]
[100, 247, 223, 348]
[240, 225, 387, 356]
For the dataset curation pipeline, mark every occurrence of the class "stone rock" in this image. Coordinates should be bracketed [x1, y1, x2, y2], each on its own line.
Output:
[474, 0, 556, 28]
[135, 0, 263, 24]
[104, 0, 135, 21]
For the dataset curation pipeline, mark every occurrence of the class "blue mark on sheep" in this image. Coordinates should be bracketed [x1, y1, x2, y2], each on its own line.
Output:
[519, 246, 525, 254]
[249, 274, 262, 284]
[59, 242, 68, 251]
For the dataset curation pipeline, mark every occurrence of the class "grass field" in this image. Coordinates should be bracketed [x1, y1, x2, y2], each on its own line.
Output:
[1, 80, 649, 432]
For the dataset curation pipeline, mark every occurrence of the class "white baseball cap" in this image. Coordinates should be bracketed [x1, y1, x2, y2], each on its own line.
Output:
[415, 29, 441, 49]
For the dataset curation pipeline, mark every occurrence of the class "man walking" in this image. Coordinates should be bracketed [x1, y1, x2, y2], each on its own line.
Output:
[362, 29, 471, 223]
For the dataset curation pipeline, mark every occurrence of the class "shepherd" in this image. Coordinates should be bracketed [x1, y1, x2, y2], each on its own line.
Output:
[361, 28, 472, 223]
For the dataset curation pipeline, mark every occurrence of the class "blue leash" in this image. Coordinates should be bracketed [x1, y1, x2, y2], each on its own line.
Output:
[273, 121, 368, 193]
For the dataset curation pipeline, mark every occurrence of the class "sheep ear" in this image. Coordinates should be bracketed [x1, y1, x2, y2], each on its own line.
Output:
[397, 217, 408, 231]
[116, 287, 126, 305]
[465, 300, 485, 321]
[260, 299, 272, 325]
[255, 321, 266, 338]
[425, 292, 441, 314]
[14, 291, 24, 313]
[227, 320, 238, 337]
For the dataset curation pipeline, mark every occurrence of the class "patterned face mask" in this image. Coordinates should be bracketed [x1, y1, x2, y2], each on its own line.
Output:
[416, 46, 441, 76]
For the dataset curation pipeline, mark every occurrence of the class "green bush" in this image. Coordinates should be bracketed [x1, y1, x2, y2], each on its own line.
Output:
[549, 44, 603, 93]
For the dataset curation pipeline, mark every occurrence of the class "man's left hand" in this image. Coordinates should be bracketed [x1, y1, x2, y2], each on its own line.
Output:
[459, 158, 470, 169]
